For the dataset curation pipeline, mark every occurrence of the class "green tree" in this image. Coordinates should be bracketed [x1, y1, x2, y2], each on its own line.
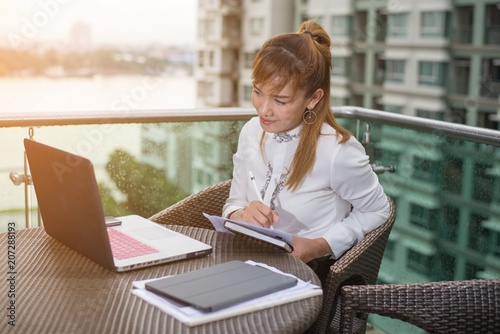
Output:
[101, 149, 185, 218]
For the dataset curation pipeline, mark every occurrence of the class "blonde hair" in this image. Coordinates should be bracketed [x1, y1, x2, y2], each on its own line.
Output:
[251, 21, 351, 191]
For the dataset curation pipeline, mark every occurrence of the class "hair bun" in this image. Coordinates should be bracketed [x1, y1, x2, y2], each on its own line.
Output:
[298, 21, 330, 47]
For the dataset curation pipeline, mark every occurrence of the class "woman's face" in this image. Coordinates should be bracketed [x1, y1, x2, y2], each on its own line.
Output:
[252, 80, 313, 133]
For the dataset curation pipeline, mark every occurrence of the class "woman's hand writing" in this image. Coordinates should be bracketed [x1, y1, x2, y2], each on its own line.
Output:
[229, 201, 279, 228]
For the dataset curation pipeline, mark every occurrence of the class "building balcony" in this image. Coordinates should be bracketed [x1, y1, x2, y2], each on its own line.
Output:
[1, 106, 499, 333]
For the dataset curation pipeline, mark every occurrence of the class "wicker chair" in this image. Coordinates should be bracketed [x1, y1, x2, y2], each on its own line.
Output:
[340, 279, 500, 334]
[150, 181, 396, 334]
[311, 196, 396, 334]
[149, 179, 232, 229]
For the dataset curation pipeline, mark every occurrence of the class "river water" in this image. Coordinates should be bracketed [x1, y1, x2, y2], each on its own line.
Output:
[0, 74, 196, 230]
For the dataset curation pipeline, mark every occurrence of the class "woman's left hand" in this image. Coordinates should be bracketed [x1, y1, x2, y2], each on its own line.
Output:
[290, 236, 331, 263]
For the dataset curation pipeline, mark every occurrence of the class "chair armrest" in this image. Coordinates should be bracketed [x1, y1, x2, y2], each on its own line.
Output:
[340, 279, 500, 334]
[312, 195, 396, 333]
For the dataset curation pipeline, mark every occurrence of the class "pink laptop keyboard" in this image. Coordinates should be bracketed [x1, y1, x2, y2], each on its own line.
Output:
[107, 227, 159, 260]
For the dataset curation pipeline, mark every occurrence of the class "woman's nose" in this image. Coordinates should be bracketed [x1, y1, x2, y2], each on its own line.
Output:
[260, 99, 273, 116]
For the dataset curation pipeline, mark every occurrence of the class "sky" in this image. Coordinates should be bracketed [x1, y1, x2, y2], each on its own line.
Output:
[0, 0, 197, 49]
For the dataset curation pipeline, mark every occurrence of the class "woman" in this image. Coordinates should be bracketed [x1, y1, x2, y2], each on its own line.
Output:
[222, 21, 390, 281]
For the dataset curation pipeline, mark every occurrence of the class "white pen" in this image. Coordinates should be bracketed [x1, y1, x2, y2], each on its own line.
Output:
[249, 171, 263, 202]
[249, 171, 274, 229]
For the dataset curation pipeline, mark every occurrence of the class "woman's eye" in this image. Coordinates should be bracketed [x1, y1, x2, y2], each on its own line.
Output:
[275, 99, 285, 105]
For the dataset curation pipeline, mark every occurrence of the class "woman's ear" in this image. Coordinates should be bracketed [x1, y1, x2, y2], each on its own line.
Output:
[309, 88, 324, 109]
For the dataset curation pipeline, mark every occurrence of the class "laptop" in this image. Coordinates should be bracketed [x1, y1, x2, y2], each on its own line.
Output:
[24, 139, 212, 272]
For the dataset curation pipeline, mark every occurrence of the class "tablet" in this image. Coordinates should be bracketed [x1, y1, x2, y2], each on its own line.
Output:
[145, 261, 297, 312]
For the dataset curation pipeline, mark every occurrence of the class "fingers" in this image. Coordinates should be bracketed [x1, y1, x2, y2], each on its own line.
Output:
[272, 210, 280, 224]
[241, 201, 278, 228]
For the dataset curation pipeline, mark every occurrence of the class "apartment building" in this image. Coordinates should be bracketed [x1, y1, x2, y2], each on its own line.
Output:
[191, 0, 294, 193]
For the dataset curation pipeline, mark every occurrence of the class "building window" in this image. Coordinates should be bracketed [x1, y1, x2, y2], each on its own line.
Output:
[438, 253, 456, 281]
[485, 4, 500, 45]
[377, 148, 400, 167]
[331, 16, 351, 37]
[384, 104, 403, 114]
[198, 81, 215, 99]
[244, 51, 257, 69]
[421, 11, 448, 38]
[197, 80, 205, 98]
[469, 213, 489, 253]
[413, 156, 441, 183]
[447, 108, 466, 124]
[314, 16, 323, 27]
[473, 162, 494, 203]
[388, 13, 408, 38]
[494, 231, 500, 257]
[444, 156, 463, 194]
[250, 18, 264, 36]
[200, 140, 215, 163]
[198, 51, 204, 67]
[208, 51, 215, 67]
[418, 61, 447, 87]
[407, 249, 435, 276]
[465, 262, 484, 280]
[440, 205, 459, 242]
[206, 81, 215, 98]
[416, 109, 445, 121]
[384, 239, 396, 261]
[478, 110, 499, 130]
[243, 85, 253, 102]
[330, 96, 347, 107]
[198, 20, 206, 39]
[196, 169, 204, 185]
[410, 203, 438, 231]
[385, 59, 405, 83]
[332, 57, 349, 76]
[206, 19, 216, 39]
[141, 139, 166, 157]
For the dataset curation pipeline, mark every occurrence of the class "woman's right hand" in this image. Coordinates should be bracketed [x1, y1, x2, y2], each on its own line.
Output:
[229, 201, 280, 228]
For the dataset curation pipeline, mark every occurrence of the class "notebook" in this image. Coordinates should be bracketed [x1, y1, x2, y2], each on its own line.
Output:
[144, 260, 298, 312]
[24, 139, 212, 272]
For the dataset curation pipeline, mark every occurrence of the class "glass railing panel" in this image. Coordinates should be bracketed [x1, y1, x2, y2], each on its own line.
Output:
[2, 110, 499, 334]
[1, 127, 32, 232]
[346, 121, 500, 334]
[0, 120, 245, 232]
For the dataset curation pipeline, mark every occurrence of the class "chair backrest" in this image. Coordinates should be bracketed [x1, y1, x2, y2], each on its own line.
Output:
[149, 180, 232, 229]
[312, 195, 396, 334]
[340, 279, 500, 334]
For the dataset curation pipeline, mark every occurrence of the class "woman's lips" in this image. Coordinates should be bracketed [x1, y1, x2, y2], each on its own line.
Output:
[260, 117, 273, 125]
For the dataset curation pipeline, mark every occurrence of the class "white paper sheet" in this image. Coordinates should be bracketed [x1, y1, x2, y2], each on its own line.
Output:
[131, 260, 322, 326]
